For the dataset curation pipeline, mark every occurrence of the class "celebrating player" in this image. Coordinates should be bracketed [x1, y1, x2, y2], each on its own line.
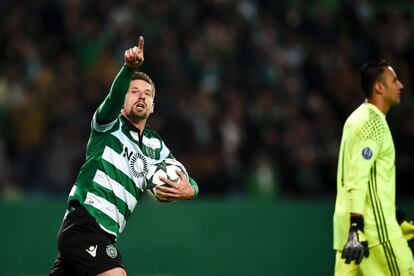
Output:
[333, 60, 414, 275]
[49, 36, 199, 275]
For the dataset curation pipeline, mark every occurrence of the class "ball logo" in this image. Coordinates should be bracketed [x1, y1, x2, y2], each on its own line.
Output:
[361, 147, 373, 160]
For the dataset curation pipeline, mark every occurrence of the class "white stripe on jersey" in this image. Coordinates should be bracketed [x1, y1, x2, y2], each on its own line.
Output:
[91, 112, 118, 133]
[85, 192, 126, 233]
[142, 135, 161, 148]
[111, 127, 141, 154]
[69, 185, 77, 197]
[101, 146, 145, 191]
[159, 141, 170, 159]
[93, 170, 137, 212]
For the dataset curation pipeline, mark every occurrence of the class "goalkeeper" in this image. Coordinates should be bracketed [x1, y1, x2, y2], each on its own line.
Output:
[333, 60, 414, 275]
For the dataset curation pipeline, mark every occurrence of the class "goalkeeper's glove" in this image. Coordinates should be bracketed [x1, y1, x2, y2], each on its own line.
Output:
[396, 209, 414, 254]
[342, 215, 369, 264]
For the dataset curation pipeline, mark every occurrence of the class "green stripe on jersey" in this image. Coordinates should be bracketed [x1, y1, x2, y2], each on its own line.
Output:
[369, 167, 394, 274]
[101, 159, 142, 199]
[369, 164, 400, 276]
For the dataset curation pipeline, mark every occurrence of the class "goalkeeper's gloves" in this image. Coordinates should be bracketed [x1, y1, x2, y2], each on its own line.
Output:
[342, 215, 369, 264]
[396, 209, 414, 254]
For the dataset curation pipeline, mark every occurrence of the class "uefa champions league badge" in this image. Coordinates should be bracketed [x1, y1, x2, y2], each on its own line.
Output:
[361, 147, 373, 160]
[106, 244, 118, 258]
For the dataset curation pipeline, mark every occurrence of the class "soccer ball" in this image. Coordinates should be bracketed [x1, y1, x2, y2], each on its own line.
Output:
[145, 158, 189, 202]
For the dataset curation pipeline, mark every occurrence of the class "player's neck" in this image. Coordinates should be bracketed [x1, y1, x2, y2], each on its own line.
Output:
[367, 97, 390, 115]
[132, 120, 146, 133]
[129, 118, 146, 133]
[121, 110, 147, 133]
[121, 114, 146, 133]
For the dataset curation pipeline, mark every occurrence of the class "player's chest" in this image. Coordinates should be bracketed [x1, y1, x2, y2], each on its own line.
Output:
[108, 129, 162, 180]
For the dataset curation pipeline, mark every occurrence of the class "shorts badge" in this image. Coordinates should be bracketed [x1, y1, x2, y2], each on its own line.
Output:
[106, 244, 118, 258]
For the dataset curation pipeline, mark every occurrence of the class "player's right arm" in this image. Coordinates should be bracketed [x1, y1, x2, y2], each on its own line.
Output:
[342, 214, 369, 264]
[346, 119, 383, 215]
[95, 36, 145, 125]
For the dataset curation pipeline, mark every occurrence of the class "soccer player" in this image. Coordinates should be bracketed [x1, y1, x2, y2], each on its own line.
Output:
[333, 60, 414, 275]
[49, 36, 199, 275]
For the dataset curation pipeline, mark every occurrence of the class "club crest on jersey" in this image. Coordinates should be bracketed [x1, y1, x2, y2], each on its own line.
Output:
[361, 147, 373, 160]
[123, 147, 148, 179]
[145, 146, 156, 159]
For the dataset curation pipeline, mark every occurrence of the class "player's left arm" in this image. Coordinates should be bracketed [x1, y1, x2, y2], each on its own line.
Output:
[159, 147, 199, 200]
[396, 208, 414, 254]
[156, 171, 199, 201]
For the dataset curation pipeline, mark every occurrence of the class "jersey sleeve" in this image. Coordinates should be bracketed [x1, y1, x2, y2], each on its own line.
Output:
[158, 138, 175, 160]
[91, 111, 119, 132]
[93, 65, 135, 131]
[189, 177, 199, 198]
[346, 116, 385, 214]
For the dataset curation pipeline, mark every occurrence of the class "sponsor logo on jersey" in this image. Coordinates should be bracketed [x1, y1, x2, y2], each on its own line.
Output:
[130, 152, 148, 178]
[86, 245, 97, 257]
[123, 147, 148, 180]
[106, 244, 118, 258]
[361, 147, 373, 160]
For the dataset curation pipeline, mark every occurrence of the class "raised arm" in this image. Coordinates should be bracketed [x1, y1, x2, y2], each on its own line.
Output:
[96, 36, 145, 125]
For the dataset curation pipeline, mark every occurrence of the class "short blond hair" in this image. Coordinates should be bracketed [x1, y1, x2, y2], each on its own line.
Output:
[132, 71, 156, 98]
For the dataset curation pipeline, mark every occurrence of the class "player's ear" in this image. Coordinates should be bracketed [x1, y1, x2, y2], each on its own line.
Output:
[374, 80, 385, 95]
[150, 102, 154, 114]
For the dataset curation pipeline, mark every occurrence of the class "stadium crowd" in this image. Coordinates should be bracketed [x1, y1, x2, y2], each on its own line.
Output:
[1, 0, 413, 199]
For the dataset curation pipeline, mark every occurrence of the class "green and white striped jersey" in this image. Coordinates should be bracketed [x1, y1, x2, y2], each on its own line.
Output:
[68, 114, 172, 238]
[333, 102, 402, 250]
[66, 65, 198, 239]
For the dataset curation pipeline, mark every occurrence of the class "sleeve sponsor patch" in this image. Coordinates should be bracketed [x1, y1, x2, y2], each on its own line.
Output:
[361, 147, 373, 160]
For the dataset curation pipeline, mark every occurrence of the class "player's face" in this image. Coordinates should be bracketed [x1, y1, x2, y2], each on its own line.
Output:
[381, 66, 404, 106]
[123, 79, 154, 121]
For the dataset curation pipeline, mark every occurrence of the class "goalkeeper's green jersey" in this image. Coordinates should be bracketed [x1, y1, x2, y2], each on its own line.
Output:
[67, 65, 199, 239]
[333, 102, 402, 250]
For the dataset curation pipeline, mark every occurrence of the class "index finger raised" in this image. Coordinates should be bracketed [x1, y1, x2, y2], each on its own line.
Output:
[138, 36, 144, 51]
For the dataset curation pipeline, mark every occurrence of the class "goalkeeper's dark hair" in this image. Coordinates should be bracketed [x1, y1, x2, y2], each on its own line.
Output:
[132, 71, 156, 98]
[360, 60, 389, 97]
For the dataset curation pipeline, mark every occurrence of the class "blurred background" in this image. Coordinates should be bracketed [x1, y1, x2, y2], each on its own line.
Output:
[1, 0, 414, 275]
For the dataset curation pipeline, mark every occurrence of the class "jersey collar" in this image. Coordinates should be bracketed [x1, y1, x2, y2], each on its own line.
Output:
[121, 115, 141, 133]
[120, 115, 146, 146]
